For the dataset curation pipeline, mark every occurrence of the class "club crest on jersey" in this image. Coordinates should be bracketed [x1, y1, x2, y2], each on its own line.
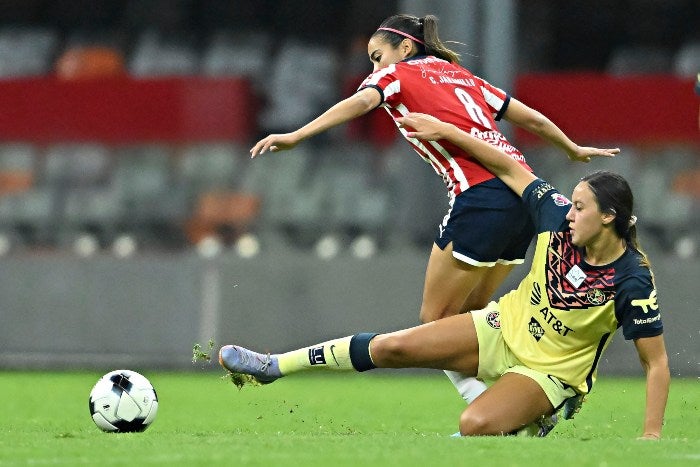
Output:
[551, 192, 571, 207]
[486, 311, 501, 329]
[586, 288, 606, 305]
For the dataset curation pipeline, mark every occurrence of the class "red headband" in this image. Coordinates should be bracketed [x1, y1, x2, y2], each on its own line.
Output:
[376, 27, 425, 45]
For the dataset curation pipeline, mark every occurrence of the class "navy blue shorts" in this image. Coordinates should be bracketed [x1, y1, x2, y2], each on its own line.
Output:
[435, 178, 534, 266]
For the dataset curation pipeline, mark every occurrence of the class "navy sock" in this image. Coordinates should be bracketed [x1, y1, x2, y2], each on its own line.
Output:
[349, 333, 378, 372]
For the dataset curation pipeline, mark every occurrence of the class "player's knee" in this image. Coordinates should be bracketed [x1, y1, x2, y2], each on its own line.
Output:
[459, 409, 493, 436]
[419, 305, 455, 323]
[370, 334, 413, 366]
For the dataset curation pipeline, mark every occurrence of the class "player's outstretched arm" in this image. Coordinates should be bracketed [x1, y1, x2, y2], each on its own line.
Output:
[633, 335, 670, 440]
[503, 98, 621, 163]
[396, 112, 537, 197]
[250, 87, 381, 158]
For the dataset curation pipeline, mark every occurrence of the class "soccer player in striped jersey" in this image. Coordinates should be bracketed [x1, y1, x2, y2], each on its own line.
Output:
[250, 14, 619, 406]
[223, 113, 669, 439]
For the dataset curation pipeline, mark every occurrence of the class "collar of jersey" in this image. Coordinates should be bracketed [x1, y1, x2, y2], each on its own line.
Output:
[402, 55, 430, 63]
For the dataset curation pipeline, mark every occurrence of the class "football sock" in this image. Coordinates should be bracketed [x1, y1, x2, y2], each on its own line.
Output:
[277, 333, 378, 375]
[444, 370, 487, 404]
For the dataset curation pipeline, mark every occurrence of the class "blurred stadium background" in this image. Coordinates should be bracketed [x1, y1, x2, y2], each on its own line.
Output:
[0, 0, 697, 377]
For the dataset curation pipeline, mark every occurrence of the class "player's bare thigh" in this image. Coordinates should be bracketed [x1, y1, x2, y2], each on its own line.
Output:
[369, 313, 479, 374]
[463, 262, 515, 312]
[420, 242, 511, 323]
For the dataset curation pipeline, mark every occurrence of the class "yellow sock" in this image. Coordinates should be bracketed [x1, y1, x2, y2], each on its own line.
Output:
[278, 336, 353, 375]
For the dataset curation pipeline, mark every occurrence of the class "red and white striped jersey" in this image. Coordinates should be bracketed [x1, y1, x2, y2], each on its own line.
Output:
[359, 55, 532, 198]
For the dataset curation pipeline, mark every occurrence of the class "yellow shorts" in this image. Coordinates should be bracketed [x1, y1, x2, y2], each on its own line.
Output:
[472, 302, 577, 409]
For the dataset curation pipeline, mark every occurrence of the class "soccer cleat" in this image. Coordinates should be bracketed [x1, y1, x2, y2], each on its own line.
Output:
[515, 413, 558, 437]
[218, 345, 282, 384]
[562, 394, 584, 420]
[536, 413, 558, 437]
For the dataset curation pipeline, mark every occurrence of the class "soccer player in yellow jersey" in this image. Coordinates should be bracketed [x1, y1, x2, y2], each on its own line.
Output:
[219, 113, 669, 439]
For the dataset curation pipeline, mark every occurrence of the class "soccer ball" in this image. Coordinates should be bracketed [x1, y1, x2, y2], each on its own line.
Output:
[88, 369, 158, 433]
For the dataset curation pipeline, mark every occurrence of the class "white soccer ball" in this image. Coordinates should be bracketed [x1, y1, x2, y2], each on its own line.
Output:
[88, 369, 158, 433]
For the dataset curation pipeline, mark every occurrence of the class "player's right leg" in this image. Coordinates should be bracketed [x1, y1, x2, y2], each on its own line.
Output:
[419, 242, 487, 323]
[457, 372, 555, 436]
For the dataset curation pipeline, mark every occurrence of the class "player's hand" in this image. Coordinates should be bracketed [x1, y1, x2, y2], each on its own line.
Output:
[250, 132, 301, 158]
[395, 113, 453, 141]
[568, 146, 620, 163]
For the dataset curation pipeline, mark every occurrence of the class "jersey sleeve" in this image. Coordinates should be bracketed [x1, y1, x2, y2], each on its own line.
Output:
[357, 66, 398, 107]
[615, 272, 663, 340]
[474, 76, 511, 121]
[522, 179, 571, 233]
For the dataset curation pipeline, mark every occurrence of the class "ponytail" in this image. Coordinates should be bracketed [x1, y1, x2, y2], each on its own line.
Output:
[373, 14, 461, 64]
[625, 221, 652, 270]
[421, 15, 461, 64]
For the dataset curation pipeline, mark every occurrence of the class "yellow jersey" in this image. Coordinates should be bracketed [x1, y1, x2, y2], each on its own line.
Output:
[499, 180, 662, 394]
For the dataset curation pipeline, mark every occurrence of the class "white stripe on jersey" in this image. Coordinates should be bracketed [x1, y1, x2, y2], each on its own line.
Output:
[384, 80, 400, 100]
[428, 139, 470, 192]
[363, 64, 396, 87]
[391, 104, 465, 195]
[481, 85, 505, 115]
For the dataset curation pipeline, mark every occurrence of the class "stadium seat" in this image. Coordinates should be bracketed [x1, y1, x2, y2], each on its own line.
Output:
[129, 30, 198, 77]
[43, 144, 111, 187]
[672, 169, 700, 198]
[112, 145, 188, 246]
[59, 186, 124, 246]
[8, 188, 57, 245]
[55, 46, 125, 79]
[258, 38, 338, 132]
[606, 45, 673, 75]
[301, 143, 391, 247]
[0, 144, 36, 195]
[201, 30, 271, 81]
[0, 26, 58, 77]
[185, 191, 261, 245]
[636, 154, 695, 249]
[175, 143, 244, 202]
[673, 41, 700, 78]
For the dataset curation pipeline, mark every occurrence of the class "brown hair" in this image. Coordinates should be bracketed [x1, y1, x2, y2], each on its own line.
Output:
[372, 14, 461, 64]
[580, 171, 651, 269]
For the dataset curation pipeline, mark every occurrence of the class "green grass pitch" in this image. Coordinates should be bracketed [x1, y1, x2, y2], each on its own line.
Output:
[0, 370, 698, 466]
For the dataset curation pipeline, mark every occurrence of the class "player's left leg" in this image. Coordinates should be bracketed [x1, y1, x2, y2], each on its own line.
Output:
[457, 372, 554, 436]
[219, 313, 480, 381]
[369, 312, 479, 372]
[462, 262, 516, 312]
